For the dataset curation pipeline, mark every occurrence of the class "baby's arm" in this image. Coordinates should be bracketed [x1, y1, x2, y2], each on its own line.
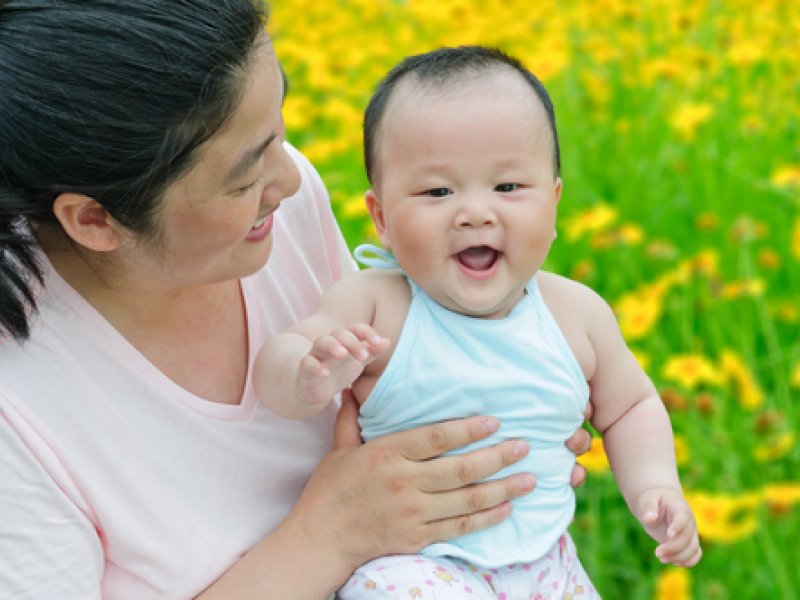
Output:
[579, 285, 701, 567]
[253, 275, 389, 419]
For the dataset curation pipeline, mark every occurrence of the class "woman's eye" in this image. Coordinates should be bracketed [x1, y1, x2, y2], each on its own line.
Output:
[426, 187, 451, 197]
[495, 183, 520, 192]
[235, 175, 264, 196]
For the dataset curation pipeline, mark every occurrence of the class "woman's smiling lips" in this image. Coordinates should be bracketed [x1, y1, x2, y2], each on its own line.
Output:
[245, 212, 274, 242]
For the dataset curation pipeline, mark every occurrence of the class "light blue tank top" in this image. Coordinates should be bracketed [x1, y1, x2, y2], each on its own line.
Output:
[355, 245, 590, 568]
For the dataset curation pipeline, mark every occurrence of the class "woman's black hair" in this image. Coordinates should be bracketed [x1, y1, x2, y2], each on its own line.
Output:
[363, 45, 561, 185]
[0, 0, 268, 339]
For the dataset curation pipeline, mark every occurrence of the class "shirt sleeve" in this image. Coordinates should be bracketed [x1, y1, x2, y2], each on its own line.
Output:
[0, 399, 103, 599]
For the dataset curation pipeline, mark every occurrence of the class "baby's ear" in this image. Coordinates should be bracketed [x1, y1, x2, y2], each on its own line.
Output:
[52, 193, 122, 252]
[365, 189, 391, 249]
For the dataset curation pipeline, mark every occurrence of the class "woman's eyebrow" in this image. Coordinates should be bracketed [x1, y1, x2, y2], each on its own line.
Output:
[223, 132, 278, 185]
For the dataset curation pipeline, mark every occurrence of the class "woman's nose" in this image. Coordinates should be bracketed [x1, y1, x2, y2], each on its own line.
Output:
[264, 143, 302, 205]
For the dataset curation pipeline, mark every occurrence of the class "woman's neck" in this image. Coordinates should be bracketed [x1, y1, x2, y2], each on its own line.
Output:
[39, 229, 249, 405]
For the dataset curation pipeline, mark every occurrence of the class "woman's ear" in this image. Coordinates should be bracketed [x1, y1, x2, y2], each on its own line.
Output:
[52, 193, 122, 252]
[365, 189, 392, 249]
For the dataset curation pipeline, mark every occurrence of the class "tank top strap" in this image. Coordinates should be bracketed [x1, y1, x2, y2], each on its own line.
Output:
[353, 243, 400, 270]
[354, 243, 422, 299]
[525, 275, 542, 302]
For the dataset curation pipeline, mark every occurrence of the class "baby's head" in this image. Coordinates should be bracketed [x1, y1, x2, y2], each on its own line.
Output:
[362, 46, 564, 319]
[364, 45, 561, 187]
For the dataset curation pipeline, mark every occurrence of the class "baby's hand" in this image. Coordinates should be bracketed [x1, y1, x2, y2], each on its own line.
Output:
[297, 324, 389, 406]
[636, 488, 702, 567]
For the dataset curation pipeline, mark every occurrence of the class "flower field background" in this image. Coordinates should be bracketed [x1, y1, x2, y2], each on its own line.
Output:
[270, 1, 799, 598]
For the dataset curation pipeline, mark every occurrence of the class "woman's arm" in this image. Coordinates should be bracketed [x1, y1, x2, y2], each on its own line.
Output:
[0, 411, 104, 598]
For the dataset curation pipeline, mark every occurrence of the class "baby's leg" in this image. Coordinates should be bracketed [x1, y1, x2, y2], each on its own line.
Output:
[337, 554, 495, 599]
[488, 534, 600, 599]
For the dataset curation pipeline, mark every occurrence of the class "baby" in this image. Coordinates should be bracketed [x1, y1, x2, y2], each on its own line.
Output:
[255, 45, 700, 598]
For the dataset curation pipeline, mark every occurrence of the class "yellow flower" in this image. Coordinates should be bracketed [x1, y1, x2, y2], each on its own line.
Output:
[299, 137, 351, 165]
[579, 70, 611, 105]
[763, 483, 800, 516]
[689, 249, 720, 277]
[654, 567, 691, 600]
[720, 350, 764, 409]
[741, 113, 765, 136]
[727, 39, 765, 67]
[590, 224, 642, 249]
[641, 58, 683, 85]
[576, 437, 610, 474]
[618, 223, 644, 245]
[662, 354, 722, 390]
[754, 432, 796, 462]
[669, 103, 713, 140]
[792, 361, 800, 388]
[674, 435, 689, 467]
[695, 213, 719, 231]
[631, 349, 650, 371]
[646, 240, 679, 261]
[793, 218, 800, 260]
[730, 216, 767, 243]
[615, 292, 663, 341]
[281, 94, 314, 133]
[775, 301, 798, 323]
[719, 278, 765, 299]
[570, 259, 595, 282]
[770, 165, 800, 189]
[564, 203, 618, 241]
[340, 193, 368, 218]
[685, 491, 761, 543]
[757, 249, 781, 269]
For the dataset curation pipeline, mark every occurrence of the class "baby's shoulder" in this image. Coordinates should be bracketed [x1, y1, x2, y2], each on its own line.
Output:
[330, 268, 410, 305]
[535, 271, 615, 329]
[536, 270, 603, 306]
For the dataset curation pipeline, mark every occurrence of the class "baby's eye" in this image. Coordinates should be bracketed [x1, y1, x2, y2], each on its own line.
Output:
[495, 183, 520, 193]
[425, 187, 452, 197]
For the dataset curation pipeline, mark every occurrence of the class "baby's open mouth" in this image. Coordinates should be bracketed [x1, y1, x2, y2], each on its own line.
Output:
[456, 246, 499, 271]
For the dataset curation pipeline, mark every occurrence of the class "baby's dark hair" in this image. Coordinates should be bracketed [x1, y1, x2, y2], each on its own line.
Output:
[363, 45, 561, 184]
[0, 0, 268, 340]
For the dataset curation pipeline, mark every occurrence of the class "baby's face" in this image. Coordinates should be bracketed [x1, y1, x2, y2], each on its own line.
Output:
[367, 69, 562, 319]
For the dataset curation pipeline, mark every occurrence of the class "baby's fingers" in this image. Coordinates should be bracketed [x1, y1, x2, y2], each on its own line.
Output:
[665, 508, 693, 539]
[310, 334, 350, 364]
[656, 535, 702, 567]
[298, 353, 329, 378]
[344, 323, 390, 357]
[637, 494, 663, 528]
[656, 515, 701, 566]
[329, 327, 378, 362]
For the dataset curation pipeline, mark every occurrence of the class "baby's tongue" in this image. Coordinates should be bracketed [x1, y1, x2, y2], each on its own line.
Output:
[457, 246, 497, 270]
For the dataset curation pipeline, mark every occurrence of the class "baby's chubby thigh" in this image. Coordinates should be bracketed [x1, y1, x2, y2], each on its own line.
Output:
[337, 554, 496, 599]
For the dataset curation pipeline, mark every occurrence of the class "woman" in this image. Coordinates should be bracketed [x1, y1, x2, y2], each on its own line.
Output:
[0, 1, 591, 598]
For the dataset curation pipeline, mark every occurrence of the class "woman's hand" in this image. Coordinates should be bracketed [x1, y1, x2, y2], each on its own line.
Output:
[566, 400, 594, 488]
[285, 390, 536, 589]
[200, 395, 597, 599]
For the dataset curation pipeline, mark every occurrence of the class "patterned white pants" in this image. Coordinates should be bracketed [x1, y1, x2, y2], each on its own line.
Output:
[338, 533, 599, 599]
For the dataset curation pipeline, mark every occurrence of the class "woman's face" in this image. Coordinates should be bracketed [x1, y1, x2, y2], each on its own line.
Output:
[117, 41, 301, 289]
